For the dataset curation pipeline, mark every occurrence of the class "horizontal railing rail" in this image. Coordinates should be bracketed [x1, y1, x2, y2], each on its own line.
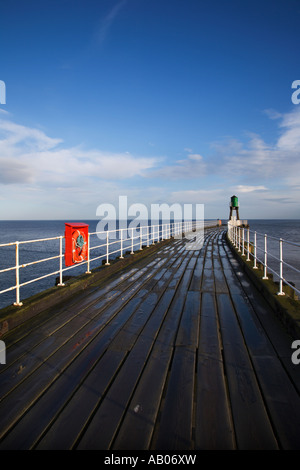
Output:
[227, 224, 300, 298]
[0, 220, 219, 308]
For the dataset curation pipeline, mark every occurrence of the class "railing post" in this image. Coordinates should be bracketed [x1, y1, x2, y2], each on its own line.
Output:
[146, 225, 149, 247]
[140, 226, 143, 250]
[58, 236, 66, 284]
[246, 227, 250, 261]
[277, 238, 285, 296]
[238, 227, 241, 252]
[253, 231, 258, 269]
[120, 229, 124, 259]
[13, 242, 23, 306]
[242, 228, 245, 256]
[85, 233, 91, 274]
[262, 234, 268, 279]
[131, 228, 134, 254]
[105, 231, 110, 265]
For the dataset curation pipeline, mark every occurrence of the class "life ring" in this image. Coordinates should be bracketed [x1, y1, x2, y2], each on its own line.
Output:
[72, 229, 87, 263]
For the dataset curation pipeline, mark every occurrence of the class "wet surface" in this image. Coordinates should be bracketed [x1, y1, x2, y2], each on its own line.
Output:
[0, 228, 299, 450]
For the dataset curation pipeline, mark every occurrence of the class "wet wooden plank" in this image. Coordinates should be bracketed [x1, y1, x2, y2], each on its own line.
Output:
[217, 293, 279, 450]
[1, 226, 299, 451]
[76, 289, 176, 450]
[112, 276, 198, 450]
[36, 250, 187, 450]
[76, 262, 194, 450]
[0, 256, 179, 444]
[250, 355, 300, 450]
[175, 290, 200, 349]
[222, 242, 300, 395]
[0, 277, 145, 405]
[35, 349, 126, 450]
[151, 347, 196, 450]
[201, 251, 214, 292]
[195, 292, 235, 450]
[189, 257, 204, 291]
[111, 347, 173, 450]
[1, 251, 179, 385]
[0, 292, 148, 449]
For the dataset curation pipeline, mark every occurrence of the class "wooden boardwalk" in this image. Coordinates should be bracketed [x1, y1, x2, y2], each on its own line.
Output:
[0, 227, 300, 450]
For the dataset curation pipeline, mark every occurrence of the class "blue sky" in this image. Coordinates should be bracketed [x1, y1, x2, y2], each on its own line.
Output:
[1, 0, 300, 220]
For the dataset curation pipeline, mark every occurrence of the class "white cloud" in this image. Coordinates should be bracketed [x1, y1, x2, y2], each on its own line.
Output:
[0, 119, 62, 151]
[277, 107, 300, 151]
[0, 157, 33, 184]
[169, 188, 224, 204]
[0, 117, 158, 188]
[1, 106, 300, 219]
[232, 185, 268, 193]
[148, 152, 206, 180]
[210, 107, 300, 184]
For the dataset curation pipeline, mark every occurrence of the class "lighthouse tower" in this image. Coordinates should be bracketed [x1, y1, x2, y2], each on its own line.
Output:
[229, 195, 240, 221]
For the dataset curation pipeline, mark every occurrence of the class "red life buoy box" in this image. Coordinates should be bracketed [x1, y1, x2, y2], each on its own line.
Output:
[65, 223, 89, 266]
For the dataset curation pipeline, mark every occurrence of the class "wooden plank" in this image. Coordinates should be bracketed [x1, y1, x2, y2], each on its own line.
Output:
[198, 293, 222, 359]
[1, 228, 298, 452]
[217, 293, 279, 450]
[151, 347, 196, 450]
[250, 355, 300, 450]
[111, 347, 173, 450]
[175, 290, 200, 349]
[113, 270, 198, 449]
[227, 294, 300, 449]
[0, 292, 148, 449]
[0, 269, 150, 402]
[107, 291, 160, 353]
[230, 293, 276, 356]
[222, 232, 300, 449]
[189, 257, 204, 291]
[76, 262, 194, 450]
[223, 247, 300, 394]
[3, 267, 139, 349]
[195, 354, 235, 450]
[195, 292, 235, 449]
[213, 256, 229, 294]
[76, 289, 176, 450]
[112, 267, 197, 450]
[0, 259, 174, 444]
[35, 349, 126, 450]
[30, 246, 191, 450]
[201, 252, 214, 292]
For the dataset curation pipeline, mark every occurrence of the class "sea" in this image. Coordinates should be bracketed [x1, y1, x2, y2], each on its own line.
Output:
[0, 219, 299, 310]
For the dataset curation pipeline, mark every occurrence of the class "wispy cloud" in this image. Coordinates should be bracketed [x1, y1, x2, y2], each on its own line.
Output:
[94, 0, 127, 47]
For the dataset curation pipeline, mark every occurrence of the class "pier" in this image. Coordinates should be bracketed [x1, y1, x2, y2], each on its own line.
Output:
[0, 226, 300, 450]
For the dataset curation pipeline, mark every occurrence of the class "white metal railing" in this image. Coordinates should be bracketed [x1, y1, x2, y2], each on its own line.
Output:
[0, 220, 219, 308]
[227, 224, 300, 298]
